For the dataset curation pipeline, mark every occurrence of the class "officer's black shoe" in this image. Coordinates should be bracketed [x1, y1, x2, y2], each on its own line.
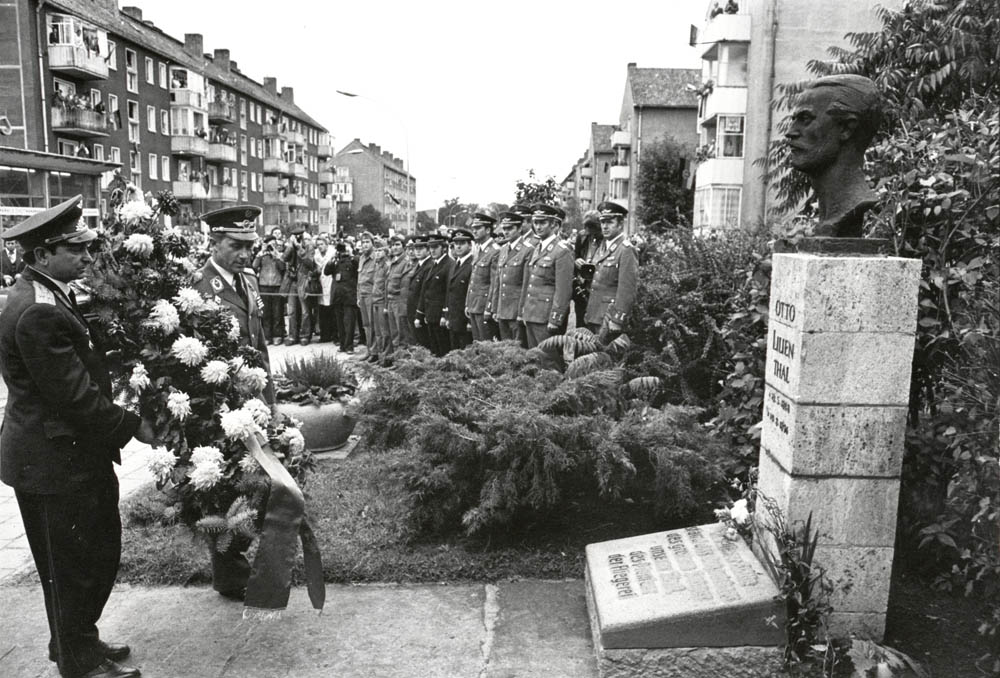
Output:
[50, 641, 131, 663]
[77, 659, 141, 678]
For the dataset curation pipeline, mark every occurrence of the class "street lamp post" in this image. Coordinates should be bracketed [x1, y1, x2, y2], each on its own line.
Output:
[337, 90, 412, 234]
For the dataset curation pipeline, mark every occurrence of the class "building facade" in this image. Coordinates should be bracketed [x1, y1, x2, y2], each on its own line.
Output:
[692, 0, 897, 234]
[333, 138, 416, 235]
[0, 0, 333, 235]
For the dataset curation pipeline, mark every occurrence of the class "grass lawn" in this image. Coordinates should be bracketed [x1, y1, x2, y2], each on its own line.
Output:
[117, 446, 681, 585]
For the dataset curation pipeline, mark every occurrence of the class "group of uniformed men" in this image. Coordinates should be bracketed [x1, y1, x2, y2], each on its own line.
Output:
[353, 200, 639, 361]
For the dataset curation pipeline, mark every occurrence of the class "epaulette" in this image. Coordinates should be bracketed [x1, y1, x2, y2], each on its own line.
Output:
[32, 281, 56, 306]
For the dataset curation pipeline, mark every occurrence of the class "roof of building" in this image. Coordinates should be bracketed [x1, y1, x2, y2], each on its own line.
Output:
[591, 123, 617, 155]
[335, 139, 414, 181]
[47, 0, 327, 131]
[628, 67, 700, 108]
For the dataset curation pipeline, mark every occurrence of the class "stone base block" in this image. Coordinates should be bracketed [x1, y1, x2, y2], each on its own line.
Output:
[816, 545, 893, 614]
[757, 451, 900, 546]
[827, 612, 886, 640]
[762, 386, 906, 476]
[586, 567, 784, 678]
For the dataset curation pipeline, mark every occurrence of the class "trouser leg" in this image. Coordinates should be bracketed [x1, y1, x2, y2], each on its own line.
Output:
[286, 294, 300, 341]
[469, 313, 483, 341]
[524, 321, 550, 348]
[498, 318, 515, 341]
[484, 316, 500, 341]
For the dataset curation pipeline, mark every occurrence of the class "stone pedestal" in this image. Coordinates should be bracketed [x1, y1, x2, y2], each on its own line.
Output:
[757, 253, 921, 639]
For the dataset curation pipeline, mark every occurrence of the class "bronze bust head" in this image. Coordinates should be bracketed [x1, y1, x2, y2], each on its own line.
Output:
[785, 74, 883, 237]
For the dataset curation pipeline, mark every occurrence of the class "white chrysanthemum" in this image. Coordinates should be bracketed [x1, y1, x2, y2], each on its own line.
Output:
[171, 335, 208, 367]
[229, 356, 245, 371]
[190, 445, 224, 467]
[119, 199, 153, 224]
[162, 226, 183, 240]
[173, 287, 207, 313]
[237, 366, 268, 392]
[147, 299, 181, 334]
[200, 359, 230, 385]
[129, 363, 151, 392]
[242, 398, 271, 426]
[730, 498, 750, 525]
[228, 314, 241, 340]
[146, 447, 176, 483]
[188, 461, 224, 490]
[238, 454, 260, 473]
[200, 296, 220, 311]
[220, 408, 260, 440]
[281, 427, 306, 455]
[123, 233, 155, 256]
[166, 391, 191, 420]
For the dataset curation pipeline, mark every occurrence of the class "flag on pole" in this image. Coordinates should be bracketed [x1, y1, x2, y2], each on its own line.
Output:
[384, 191, 401, 206]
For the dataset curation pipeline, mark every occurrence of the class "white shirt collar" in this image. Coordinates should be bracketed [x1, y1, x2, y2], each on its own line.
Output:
[28, 266, 72, 296]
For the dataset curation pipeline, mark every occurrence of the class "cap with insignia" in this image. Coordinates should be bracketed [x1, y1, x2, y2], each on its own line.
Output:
[469, 213, 496, 228]
[3, 195, 98, 249]
[530, 203, 565, 222]
[426, 233, 447, 247]
[201, 205, 261, 241]
[388, 234, 405, 245]
[288, 223, 306, 236]
[511, 204, 533, 218]
[450, 228, 474, 243]
[596, 201, 629, 220]
[497, 211, 524, 227]
[411, 235, 429, 248]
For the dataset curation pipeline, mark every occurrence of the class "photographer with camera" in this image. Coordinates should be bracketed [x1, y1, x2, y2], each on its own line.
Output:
[253, 235, 286, 345]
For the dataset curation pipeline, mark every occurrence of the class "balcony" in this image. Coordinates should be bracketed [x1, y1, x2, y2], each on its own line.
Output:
[287, 193, 308, 207]
[695, 157, 744, 187]
[264, 190, 288, 206]
[318, 197, 334, 210]
[263, 157, 291, 175]
[172, 181, 207, 200]
[611, 130, 631, 147]
[291, 162, 308, 179]
[262, 123, 282, 138]
[50, 107, 109, 138]
[170, 89, 206, 109]
[700, 86, 748, 124]
[207, 142, 237, 163]
[207, 185, 238, 202]
[284, 129, 306, 146]
[171, 135, 208, 157]
[701, 13, 751, 59]
[609, 165, 630, 181]
[579, 189, 593, 201]
[208, 101, 235, 123]
[317, 144, 332, 158]
[579, 167, 593, 178]
[317, 170, 334, 184]
[48, 44, 109, 80]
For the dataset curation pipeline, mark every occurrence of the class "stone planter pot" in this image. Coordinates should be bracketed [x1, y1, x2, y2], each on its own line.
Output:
[275, 400, 356, 453]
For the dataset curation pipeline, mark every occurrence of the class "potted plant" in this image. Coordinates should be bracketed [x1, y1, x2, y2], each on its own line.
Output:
[274, 353, 358, 452]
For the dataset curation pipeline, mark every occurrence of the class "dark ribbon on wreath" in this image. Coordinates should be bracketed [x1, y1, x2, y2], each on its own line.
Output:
[241, 432, 325, 619]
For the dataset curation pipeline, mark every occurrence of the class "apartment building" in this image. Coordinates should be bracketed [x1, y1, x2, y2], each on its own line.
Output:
[0, 0, 333, 235]
[333, 139, 416, 235]
[691, 0, 897, 233]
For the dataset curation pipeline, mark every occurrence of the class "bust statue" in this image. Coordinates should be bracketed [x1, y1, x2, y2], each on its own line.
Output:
[785, 74, 882, 237]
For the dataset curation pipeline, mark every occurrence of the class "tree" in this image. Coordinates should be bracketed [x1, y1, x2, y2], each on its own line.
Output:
[416, 210, 437, 233]
[635, 135, 694, 231]
[514, 170, 559, 206]
[355, 204, 392, 236]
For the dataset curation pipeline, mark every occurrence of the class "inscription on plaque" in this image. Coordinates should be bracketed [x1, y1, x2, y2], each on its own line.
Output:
[768, 324, 798, 387]
[773, 298, 797, 324]
[764, 388, 792, 437]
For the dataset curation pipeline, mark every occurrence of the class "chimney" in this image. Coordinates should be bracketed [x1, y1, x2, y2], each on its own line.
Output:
[627, 62, 636, 70]
[263, 77, 278, 96]
[280, 87, 294, 104]
[230, 60, 238, 72]
[213, 48, 230, 71]
[369, 143, 381, 155]
[121, 6, 142, 20]
[183, 33, 203, 58]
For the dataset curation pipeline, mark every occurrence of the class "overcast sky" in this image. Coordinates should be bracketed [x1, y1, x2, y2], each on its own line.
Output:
[133, 0, 709, 210]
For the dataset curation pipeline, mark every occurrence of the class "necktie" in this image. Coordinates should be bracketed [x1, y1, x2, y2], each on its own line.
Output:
[68, 289, 79, 309]
[233, 273, 248, 305]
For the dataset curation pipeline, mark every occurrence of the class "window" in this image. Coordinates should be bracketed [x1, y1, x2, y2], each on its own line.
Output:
[256, 139, 263, 157]
[107, 40, 117, 70]
[146, 105, 156, 132]
[718, 115, 744, 158]
[108, 94, 118, 124]
[241, 170, 248, 188]
[249, 136, 256, 158]
[161, 156, 170, 182]
[90, 89, 102, 107]
[240, 134, 247, 165]
[93, 144, 104, 161]
[145, 57, 154, 84]
[158, 62, 167, 88]
[149, 153, 158, 180]
[127, 100, 139, 142]
[111, 146, 121, 164]
[130, 149, 140, 174]
[53, 78, 75, 97]
[56, 139, 78, 157]
[125, 48, 138, 92]
[239, 99, 247, 129]
[160, 109, 168, 134]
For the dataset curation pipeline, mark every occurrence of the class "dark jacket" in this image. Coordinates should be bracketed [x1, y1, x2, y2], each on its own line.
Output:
[406, 257, 434, 321]
[0, 248, 25, 285]
[417, 255, 451, 325]
[326, 255, 358, 306]
[444, 254, 473, 331]
[0, 268, 139, 493]
[252, 250, 286, 287]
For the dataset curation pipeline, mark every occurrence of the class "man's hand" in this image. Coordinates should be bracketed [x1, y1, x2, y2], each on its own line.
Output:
[607, 320, 622, 332]
[134, 417, 159, 445]
[2, 275, 12, 286]
[516, 316, 523, 323]
[483, 311, 492, 321]
[547, 322, 559, 331]
[575, 258, 587, 268]
[440, 317, 448, 328]
[414, 318, 423, 329]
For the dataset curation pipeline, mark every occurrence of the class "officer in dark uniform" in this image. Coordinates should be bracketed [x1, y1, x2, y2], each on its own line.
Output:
[444, 228, 474, 350]
[405, 235, 433, 350]
[415, 233, 451, 357]
[584, 201, 638, 342]
[517, 204, 574, 348]
[190, 205, 273, 601]
[326, 242, 359, 354]
[0, 196, 156, 678]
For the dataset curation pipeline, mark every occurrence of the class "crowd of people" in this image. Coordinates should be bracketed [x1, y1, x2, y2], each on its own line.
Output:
[246, 200, 639, 363]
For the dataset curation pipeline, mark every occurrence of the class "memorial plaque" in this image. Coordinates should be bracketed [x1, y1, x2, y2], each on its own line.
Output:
[585, 522, 784, 649]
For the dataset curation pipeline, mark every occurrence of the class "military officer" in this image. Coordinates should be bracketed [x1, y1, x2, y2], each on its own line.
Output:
[406, 235, 433, 351]
[487, 210, 533, 345]
[584, 201, 638, 341]
[517, 204, 574, 348]
[368, 238, 392, 362]
[443, 228, 474, 350]
[0, 196, 156, 678]
[355, 232, 376, 357]
[384, 234, 413, 350]
[191, 205, 273, 602]
[415, 233, 451, 356]
[464, 213, 501, 342]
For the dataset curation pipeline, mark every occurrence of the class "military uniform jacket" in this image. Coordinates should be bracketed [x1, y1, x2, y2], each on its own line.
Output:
[326, 256, 358, 306]
[465, 240, 500, 315]
[191, 260, 274, 403]
[407, 257, 434, 320]
[0, 268, 139, 493]
[519, 236, 573, 326]
[584, 234, 638, 326]
[445, 254, 473, 330]
[371, 259, 390, 305]
[417, 255, 451, 325]
[488, 236, 535, 321]
[397, 259, 417, 316]
[385, 255, 412, 316]
[356, 253, 376, 301]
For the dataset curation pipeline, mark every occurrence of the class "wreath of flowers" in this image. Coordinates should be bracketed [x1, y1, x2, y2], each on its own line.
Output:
[86, 177, 311, 533]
